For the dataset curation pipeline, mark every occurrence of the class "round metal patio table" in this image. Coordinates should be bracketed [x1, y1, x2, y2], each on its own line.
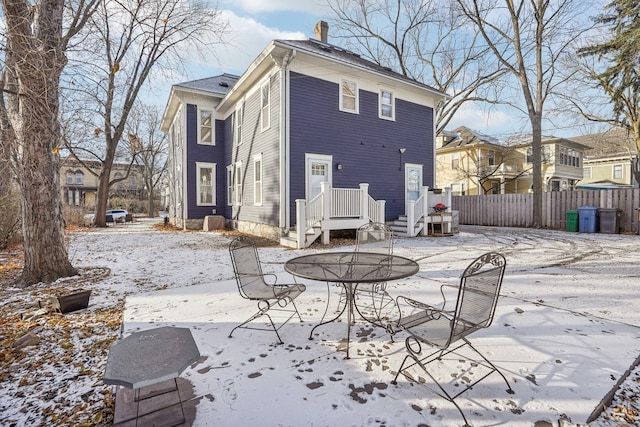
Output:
[284, 251, 419, 358]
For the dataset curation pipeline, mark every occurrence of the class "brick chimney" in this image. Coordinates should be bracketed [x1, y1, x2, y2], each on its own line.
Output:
[314, 21, 328, 43]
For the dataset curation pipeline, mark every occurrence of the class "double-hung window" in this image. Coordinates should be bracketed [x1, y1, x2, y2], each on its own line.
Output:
[234, 104, 243, 145]
[226, 166, 233, 206]
[261, 83, 270, 131]
[66, 172, 74, 185]
[613, 164, 623, 180]
[379, 89, 394, 120]
[451, 152, 460, 169]
[199, 109, 213, 145]
[196, 162, 215, 206]
[340, 79, 358, 113]
[234, 162, 243, 205]
[254, 155, 262, 206]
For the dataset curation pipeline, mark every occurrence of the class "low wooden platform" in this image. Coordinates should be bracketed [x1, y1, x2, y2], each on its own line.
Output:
[113, 377, 197, 427]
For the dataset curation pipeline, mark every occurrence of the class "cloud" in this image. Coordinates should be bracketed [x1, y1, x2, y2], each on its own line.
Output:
[447, 103, 526, 139]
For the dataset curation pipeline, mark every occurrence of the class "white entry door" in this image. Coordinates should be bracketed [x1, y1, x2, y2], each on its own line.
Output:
[405, 163, 423, 213]
[305, 154, 333, 200]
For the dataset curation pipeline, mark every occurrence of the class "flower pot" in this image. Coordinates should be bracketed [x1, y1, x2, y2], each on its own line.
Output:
[52, 289, 92, 313]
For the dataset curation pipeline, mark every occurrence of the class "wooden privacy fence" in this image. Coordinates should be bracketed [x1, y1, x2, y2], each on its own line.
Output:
[452, 188, 640, 233]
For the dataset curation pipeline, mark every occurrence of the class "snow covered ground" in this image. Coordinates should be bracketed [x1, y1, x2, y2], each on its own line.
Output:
[1, 219, 639, 426]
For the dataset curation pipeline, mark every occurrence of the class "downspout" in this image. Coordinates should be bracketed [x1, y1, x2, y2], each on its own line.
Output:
[274, 49, 296, 230]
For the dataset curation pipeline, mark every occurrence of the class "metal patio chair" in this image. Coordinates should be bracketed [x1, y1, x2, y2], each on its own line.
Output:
[391, 252, 513, 426]
[344, 222, 396, 324]
[228, 236, 305, 344]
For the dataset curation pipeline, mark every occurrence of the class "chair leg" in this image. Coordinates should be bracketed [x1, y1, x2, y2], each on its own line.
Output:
[463, 337, 514, 394]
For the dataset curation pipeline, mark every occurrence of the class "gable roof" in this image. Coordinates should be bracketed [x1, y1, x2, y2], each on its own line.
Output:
[276, 39, 447, 98]
[439, 126, 503, 150]
[161, 73, 240, 132]
[173, 74, 240, 97]
[569, 127, 637, 159]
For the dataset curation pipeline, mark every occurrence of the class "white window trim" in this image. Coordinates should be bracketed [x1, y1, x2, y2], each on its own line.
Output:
[234, 161, 243, 206]
[612, 163, 623, 180]
[226, 165, 233, 206]
[378, 88, 395, 120]
[340, 78, 359, 114]
[254, 154, 262, 206]
[234, 104, 243, 145]
[196, 162, 216, 206]
[198, 108, 214, 146]
[260, 82, 270, 132]
[583, 166, 592, 179]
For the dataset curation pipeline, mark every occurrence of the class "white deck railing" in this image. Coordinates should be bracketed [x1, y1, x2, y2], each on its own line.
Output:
[295, 182, 385, 248]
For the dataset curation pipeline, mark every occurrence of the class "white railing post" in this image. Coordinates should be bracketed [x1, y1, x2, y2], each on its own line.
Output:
[444, 186, 452, 211]
[321, 181, 331, 221]
[359, 183, 369, 220]
[296, 199, 306, 249]
[407, 200, 416, 237]
[378, 200, 385, 223]
[421, 186, 430, 236]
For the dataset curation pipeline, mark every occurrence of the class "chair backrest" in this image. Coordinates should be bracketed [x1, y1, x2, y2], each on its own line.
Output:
[451, 252, 506, 343]
[229, 236, 268, 299]
[356, 222, 393, 254]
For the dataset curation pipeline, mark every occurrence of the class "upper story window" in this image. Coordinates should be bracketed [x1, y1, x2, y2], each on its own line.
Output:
[583, 166, 592, 178]
[340, 79, 358, 114]
[488, 150, 495, 166]
[75, 171, 84, 185]
[451, 152, 460, 169]
[66, 171, 74, 185]
[379, 89, 394, 120]
[234, 104, 243, 145]
[559, 146, 580, 167]
[199, 109, 214, 145]
[613, 164, 623, 179]
[261, 82, 270, 131]
[196, 162, 215, 206]
[254, 155, 262, 206]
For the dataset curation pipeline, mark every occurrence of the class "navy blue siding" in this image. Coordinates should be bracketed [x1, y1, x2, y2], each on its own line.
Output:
[289, 72, 434, 224]
[185, 103, 227, 219]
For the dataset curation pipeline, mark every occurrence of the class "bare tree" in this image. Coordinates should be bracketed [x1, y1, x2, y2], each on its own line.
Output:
[126, 104, 168, 217]
[572, 0, 640, 185]
[327, 0, 507, 132]
[63, 0, 227, 227]
[0, 0, 100, 286]
[456, 0, 592, 227]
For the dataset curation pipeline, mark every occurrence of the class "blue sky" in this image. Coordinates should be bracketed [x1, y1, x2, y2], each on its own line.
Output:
[151, 0, 606, 139]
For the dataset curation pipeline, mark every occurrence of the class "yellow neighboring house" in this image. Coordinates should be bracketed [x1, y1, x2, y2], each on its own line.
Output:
[436, 126, 590, 194]
[571, 127, 639, 190]
[60, 157, 146, 208]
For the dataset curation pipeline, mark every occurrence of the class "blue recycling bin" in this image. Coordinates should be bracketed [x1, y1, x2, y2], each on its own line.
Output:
[578, 206, 599, 233]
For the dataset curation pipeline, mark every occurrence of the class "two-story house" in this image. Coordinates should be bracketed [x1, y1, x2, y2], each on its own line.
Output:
[161, 22, 447, 247]
[571, 127, 639, 189]
[61, 157, 146, 209]
[436, 127, 590, 194]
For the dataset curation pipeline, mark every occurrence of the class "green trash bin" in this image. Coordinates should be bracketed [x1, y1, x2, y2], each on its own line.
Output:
[566, 210, 578, 232]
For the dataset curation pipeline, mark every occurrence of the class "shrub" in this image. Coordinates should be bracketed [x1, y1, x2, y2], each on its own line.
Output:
[0, 194, 22, 250]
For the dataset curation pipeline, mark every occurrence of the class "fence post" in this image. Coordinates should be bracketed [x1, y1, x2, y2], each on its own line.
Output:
[378, 200, 386, 223]
[296, 199, 306, 249]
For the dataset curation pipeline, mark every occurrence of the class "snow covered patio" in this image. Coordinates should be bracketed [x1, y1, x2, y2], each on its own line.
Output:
[113, 223, 640, 427]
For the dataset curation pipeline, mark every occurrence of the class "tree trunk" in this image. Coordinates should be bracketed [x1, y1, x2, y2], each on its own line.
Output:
[530, 115, 543, 228]
[2, 0, 78, 286]
[93, 160, 114, 228]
